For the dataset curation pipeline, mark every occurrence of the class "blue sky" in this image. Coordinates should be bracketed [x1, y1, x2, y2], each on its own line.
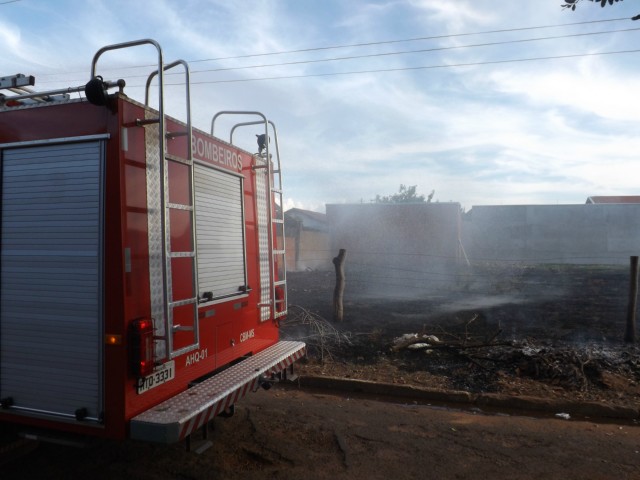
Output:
[2, 0, 640, 212]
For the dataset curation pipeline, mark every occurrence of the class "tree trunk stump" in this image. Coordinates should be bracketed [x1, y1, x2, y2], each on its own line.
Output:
[332, 249, 347, 322]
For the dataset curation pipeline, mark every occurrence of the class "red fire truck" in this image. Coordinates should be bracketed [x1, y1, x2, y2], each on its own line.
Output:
[0, 39, 305, 444]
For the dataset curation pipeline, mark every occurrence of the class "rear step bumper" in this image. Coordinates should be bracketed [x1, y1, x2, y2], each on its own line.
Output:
[130, 340, 306, 443]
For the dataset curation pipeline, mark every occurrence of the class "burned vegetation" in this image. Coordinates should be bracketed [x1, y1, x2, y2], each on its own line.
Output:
[283, 263, 640, 407]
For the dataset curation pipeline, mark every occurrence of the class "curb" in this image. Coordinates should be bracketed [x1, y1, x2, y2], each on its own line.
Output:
[297, 375, 640, 421]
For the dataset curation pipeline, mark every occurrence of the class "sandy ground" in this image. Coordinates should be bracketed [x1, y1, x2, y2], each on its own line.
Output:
[3, 386, 640, 480]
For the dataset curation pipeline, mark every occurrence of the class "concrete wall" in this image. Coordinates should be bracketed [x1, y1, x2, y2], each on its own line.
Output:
[462, 204, 640, 265]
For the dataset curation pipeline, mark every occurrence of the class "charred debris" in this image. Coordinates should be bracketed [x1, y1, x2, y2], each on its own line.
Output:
[283, 262, 640, 399]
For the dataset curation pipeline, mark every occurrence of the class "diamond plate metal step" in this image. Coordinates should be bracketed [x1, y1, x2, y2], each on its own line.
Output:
[130, 340, 305, 443]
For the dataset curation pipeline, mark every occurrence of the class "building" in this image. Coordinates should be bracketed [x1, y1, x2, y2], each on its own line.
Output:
[284, 208, 331, 271]
[586, 196, 640, 204]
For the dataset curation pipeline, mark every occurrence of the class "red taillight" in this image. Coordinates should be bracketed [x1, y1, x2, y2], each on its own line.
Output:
[130, 318, 155, 377]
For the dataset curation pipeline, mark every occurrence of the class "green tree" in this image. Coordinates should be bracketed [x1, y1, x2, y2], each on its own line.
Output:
[561, 0, 621, 10]
[561, 0, 639, 19]
[372, 184, 434, 204]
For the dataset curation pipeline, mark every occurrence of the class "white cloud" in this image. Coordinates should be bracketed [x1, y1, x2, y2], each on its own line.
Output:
[4, 0, 640, 212]
[0, 18, 52, 71]
[408, 0, 495, 31]
[0, 19, 20, 49]
[489, 63, 640, 123]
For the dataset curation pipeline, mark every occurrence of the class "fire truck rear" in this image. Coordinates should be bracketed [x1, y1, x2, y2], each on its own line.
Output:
[0, 39, 304, 444]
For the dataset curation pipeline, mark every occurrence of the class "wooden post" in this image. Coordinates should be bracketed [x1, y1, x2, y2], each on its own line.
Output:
[332, 249, 347, 322]
[625, 255, 638, 343]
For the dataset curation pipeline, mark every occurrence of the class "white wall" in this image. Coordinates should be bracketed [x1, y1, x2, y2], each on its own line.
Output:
[462, 204, 640, 265]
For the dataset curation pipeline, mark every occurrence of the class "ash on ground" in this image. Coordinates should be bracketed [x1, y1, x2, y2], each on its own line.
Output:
[282, 265, 640, 407]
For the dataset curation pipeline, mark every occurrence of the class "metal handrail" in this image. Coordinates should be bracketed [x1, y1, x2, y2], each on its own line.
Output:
[91, 39, 172, 357]
[0, 80, 123, 104]
[145, 59, 200, 358]
[229, 119, 281, 171]
[211, 110, 268, 154]
[211, 112, 287, 319]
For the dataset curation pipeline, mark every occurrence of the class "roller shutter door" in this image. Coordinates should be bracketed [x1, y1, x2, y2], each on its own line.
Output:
[0, 140, 104, 421]
[194, 164, 246, 300]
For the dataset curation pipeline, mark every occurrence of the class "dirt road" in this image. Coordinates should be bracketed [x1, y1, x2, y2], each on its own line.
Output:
[3, 385, 639, 480]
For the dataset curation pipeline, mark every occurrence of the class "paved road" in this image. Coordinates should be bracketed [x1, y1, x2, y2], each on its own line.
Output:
[3, 385, 640, 479]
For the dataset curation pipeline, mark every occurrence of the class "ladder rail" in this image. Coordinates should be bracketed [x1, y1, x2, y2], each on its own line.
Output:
[0, 83, 113, 104]
[91, 39, 172, 361]
[92, 40, 200, 360]
[0, 73, 35, 89]
[260, 121, 286, 318]
[145, 59, 200, 359]
[218, 115, 288, 319]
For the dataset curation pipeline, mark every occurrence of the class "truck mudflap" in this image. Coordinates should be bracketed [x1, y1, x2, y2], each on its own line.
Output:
[130, 341, 305, 443]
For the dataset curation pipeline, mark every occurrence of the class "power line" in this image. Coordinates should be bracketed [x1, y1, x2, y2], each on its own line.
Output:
[34, 16, 635, 81]
[190, 17, 634, 62]
[186, 26, 640, 75]
[155, 48, 640, 86]
[0, 0, 21, 5]
[35, 25, 640, 86]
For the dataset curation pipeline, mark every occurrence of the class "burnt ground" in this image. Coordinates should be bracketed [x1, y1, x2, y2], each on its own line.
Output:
[283, 264, 640, 408]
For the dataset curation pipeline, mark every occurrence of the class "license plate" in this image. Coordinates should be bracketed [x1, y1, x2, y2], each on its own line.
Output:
[137, 361, 175, 394]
